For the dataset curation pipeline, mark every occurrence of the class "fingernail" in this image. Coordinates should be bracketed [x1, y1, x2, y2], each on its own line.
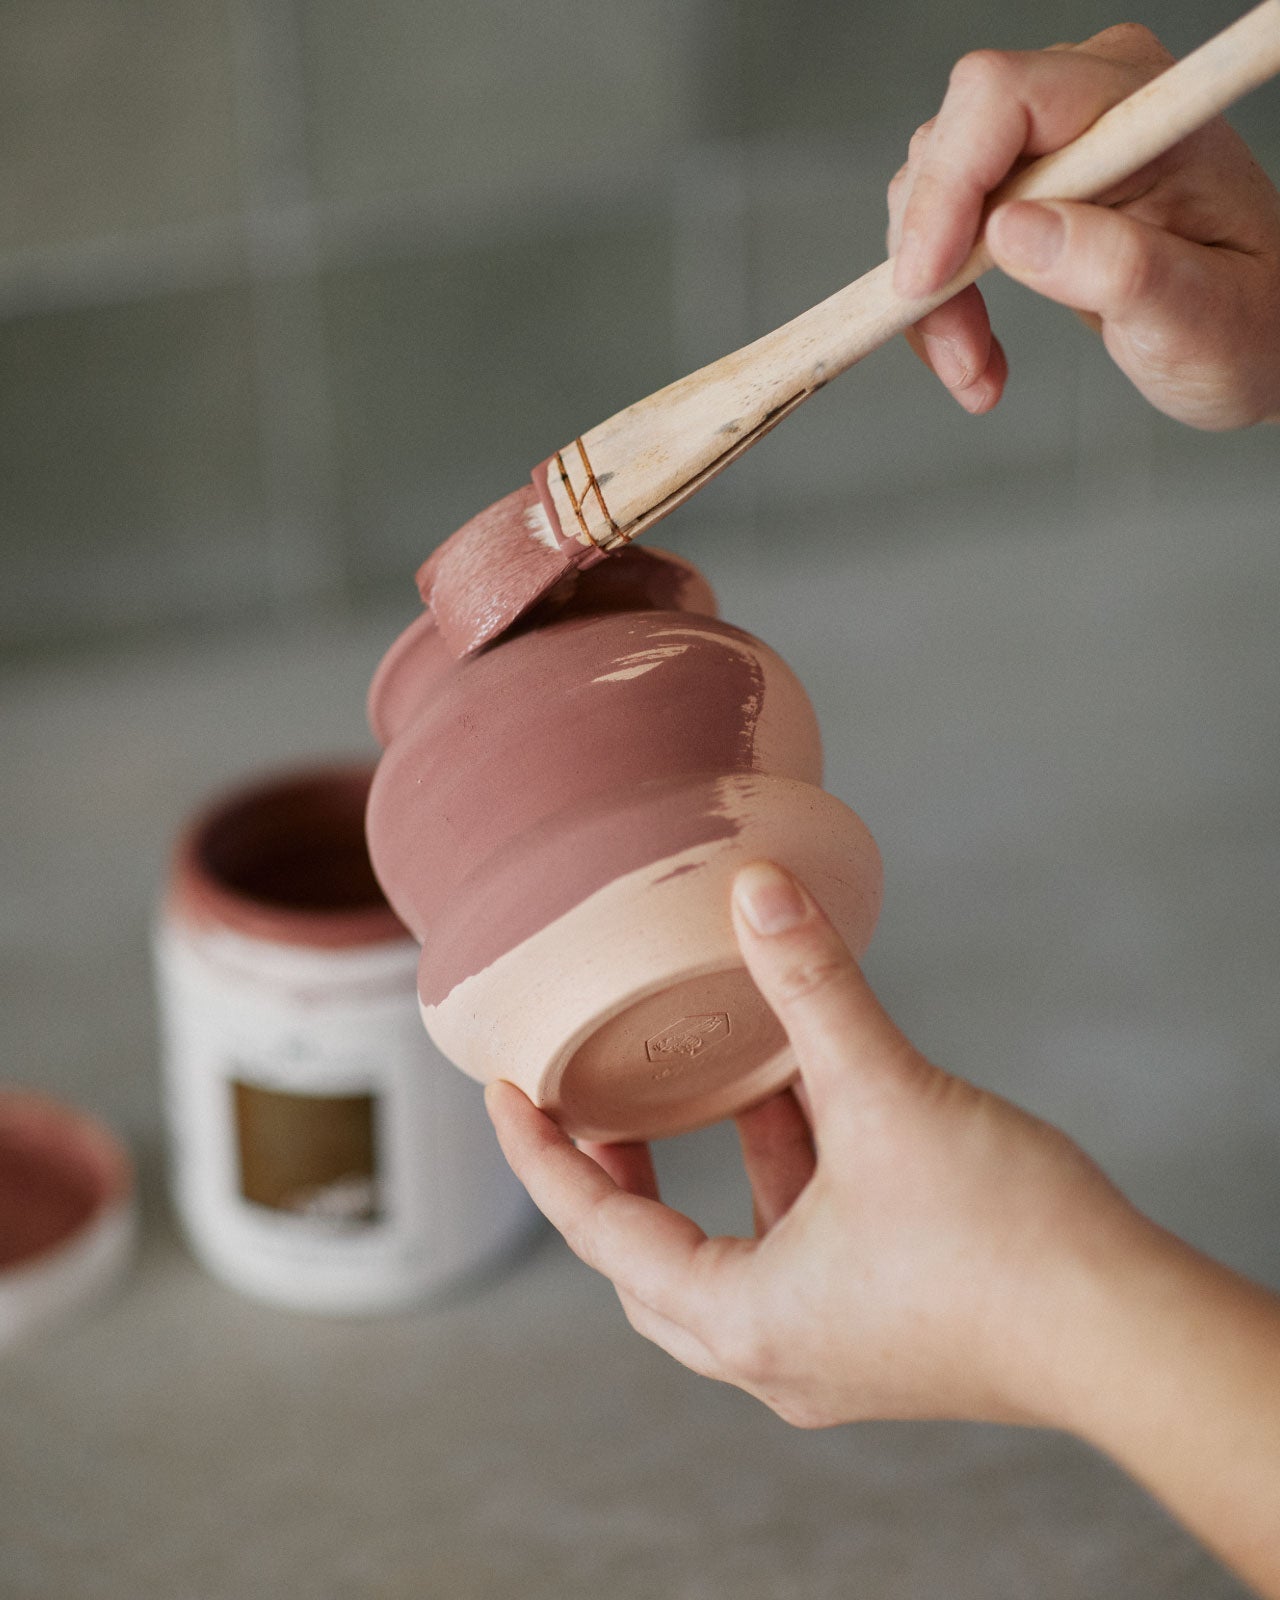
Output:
[955, 380, 994, 414]
[734, 862, 812, 936]
[922, 334, 969, 390]
[989, 202, 1064, 273]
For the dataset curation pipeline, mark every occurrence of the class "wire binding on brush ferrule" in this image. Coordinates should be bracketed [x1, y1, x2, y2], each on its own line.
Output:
[547, 438, 630, 552]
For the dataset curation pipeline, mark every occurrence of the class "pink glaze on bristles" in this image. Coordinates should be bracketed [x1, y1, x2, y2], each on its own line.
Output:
[417, 483, 582, 658]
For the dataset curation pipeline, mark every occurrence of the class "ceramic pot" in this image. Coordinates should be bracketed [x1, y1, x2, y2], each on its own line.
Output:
[366, 550, 882, 1143]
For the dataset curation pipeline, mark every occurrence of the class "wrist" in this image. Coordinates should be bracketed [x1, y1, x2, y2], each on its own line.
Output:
[1037, 1207, 1195, 1441]
[984, 1185, 1171, 1434]
[1030, 1209, 1280, 1593]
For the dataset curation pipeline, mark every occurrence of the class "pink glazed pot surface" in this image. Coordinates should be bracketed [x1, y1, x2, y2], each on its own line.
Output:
[366, 547, 882, 1143]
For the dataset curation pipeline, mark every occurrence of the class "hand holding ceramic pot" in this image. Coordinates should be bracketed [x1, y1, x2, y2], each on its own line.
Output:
[488, 860, 1280, 1599]
[888, 23, 1280, 428]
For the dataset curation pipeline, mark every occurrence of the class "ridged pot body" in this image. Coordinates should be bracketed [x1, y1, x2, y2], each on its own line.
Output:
[366, 550, 882, 1142]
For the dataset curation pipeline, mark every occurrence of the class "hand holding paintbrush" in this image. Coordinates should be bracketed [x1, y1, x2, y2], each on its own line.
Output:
[421, 1, 1280, 659]
[889, 22, 1280, 428]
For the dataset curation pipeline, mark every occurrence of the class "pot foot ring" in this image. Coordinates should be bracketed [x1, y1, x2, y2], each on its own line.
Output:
[552, 965, 792, 1142]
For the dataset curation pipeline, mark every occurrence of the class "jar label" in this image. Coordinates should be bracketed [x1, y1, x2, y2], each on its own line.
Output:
[154, 915, 532, 1309]
[231, 1080, 380, 1226]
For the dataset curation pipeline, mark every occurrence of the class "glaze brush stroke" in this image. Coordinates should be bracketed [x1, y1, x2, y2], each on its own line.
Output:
[367, 548, 821, 1001]
[372, 612, 813, 1005]
[417, 774, 882, 1143]
[369, 547, 716, 747]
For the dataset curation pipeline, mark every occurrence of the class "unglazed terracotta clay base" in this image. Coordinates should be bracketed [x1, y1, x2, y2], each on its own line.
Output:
[366, 548, 883, 1144]
[426, 774, 878, 1141]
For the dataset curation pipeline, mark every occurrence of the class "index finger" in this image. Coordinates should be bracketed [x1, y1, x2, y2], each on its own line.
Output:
[894, 45, 1151, 298]
[484, 1079, 749, 1325]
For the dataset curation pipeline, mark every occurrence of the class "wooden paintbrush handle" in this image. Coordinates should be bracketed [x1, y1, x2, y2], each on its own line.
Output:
[545, 0, 1280, 552]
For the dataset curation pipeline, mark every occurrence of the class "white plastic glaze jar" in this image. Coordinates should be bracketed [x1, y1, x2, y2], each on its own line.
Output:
[154, 765, 532, 1314]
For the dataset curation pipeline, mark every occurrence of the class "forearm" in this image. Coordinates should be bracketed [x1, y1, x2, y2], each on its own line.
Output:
[494, 860, 1280, 1585]
[1064, 1220, 1280, 1595]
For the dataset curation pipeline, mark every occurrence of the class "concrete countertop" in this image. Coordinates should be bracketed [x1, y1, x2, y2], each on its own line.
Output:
[1, 479, 1275, 1597]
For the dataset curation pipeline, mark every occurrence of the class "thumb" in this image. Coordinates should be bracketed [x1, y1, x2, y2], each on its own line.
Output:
[987, 198, 1210, 339]
[731, 861, 931, 1120]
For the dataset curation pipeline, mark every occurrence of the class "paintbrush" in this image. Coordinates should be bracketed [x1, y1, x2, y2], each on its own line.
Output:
[420, 1, 1280, 658]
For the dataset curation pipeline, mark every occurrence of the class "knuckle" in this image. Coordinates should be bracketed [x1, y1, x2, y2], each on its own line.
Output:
[620, 1295, 651, 1339]
[563, 1215, 599, 1270]
[772, 948, 852, 1006]
[916, 1060, 982, 1116]
[578, 1188, 628, 1268]
[1087, 22, 1173, 72]
[1097, 21, 1159, 49]
[948, 48, 1010, 96]
[770, 1396, 832, 1431]
[886, 174, 909, 229]
[1107, 227, 1159, 308]
[714, 1313, 776, 1388]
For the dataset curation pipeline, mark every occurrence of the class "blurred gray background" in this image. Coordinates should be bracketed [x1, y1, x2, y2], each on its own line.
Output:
[1, 3, 1278, 1597]
[0, 0, 1276, 650]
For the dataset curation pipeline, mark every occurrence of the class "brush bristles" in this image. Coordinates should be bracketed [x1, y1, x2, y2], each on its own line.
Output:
[418, 484, 574, 658]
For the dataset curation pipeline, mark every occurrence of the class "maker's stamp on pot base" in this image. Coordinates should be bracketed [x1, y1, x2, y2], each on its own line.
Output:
[645, 1013, 731, 1066]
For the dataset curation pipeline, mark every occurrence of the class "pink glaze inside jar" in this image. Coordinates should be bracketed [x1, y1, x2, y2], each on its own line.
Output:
[172, 767, 406, 949]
